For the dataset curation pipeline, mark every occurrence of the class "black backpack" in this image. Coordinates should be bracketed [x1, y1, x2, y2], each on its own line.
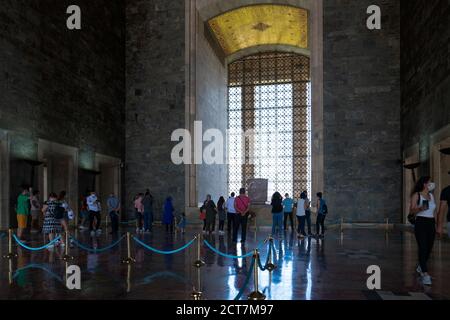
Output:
[54, 203, 65, 219]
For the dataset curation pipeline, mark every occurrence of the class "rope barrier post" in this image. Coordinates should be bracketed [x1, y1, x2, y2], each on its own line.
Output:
[385, 218, 389, 231]
[3, 229, 17, 260]
[121, 232, 136, 264]
[62, 232, 74, 262]
[193, 234, 205, 268]
[248, 249, 266, 301]
[340, 217, 344, 234]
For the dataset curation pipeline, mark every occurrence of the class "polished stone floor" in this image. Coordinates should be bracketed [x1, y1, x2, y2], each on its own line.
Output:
[0, 225, 449, 300]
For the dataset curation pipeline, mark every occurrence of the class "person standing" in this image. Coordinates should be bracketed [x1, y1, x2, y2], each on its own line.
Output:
[41, 193, 62, 249]
[217, 196, 226, 235]
[271, 192, 284, 236]
[204, 195, 217, 235]
[107, 193, 120, 234]
[134, 193, 144, 233]
[142, 190, 154, 233]
[57, 191, 72, 246]
[303, 190, 313, 236]
[79, 195, 89, 230]
[409, 176, 437, 286]
[163, 196, 175, 233]
[233, 188, 251, 244]
[87, 191, 102, 237]
[315, 192, 328, 238]
[296, 192, 308, 239]
[437, 181, 450, 239]
[30, 190, 42, 234]
[16, 187, 32, 241]
[226, 192, 237, 234]
[282, 193, 294, 231]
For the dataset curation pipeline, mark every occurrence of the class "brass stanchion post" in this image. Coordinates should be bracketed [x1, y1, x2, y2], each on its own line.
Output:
[3, 229, 17, 259]
[248, 249, 266, 301]
[62, 231, 74, 262]
[193, 234, 205, 268]
[121, 232, 136, 264]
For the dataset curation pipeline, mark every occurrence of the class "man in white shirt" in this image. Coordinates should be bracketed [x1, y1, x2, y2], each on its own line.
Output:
[87, 191, 102, 236]
[225, 192, 237, 234]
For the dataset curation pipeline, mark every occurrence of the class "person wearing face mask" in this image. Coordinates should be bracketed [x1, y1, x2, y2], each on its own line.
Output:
[409, 176, 437, 286]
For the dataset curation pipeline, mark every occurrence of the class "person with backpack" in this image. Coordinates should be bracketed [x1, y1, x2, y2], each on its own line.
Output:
[315, 192, 328, 238]
[271, 192, 284, 236]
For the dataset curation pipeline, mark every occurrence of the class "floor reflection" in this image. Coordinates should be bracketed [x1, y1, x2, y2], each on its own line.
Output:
[1, 227, 450, 300]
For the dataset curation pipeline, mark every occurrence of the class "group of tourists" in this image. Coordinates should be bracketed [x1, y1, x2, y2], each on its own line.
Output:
[15, 186, 75, 248]
[200, 188, 328, 244]
[133, 191, 186, 234]
[408, 176, 450, 286]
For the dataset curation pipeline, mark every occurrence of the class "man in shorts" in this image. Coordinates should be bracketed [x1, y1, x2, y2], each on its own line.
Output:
[16, 186, 32, 240]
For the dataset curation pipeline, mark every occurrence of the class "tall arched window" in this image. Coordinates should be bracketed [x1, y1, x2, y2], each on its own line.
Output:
[227, 52, 311, 201]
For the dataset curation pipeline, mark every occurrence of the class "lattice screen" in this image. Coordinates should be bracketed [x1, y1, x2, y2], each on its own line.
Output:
[227, 52, 311, 201]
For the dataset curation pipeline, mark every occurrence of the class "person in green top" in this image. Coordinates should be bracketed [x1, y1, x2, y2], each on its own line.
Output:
[16, 186, 32, 240]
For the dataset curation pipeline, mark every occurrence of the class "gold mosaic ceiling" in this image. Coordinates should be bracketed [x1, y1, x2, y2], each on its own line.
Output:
[207, 4, 308, 56]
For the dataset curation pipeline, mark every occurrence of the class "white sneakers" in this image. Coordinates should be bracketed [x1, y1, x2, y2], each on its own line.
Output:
[416, 265, 432, 286]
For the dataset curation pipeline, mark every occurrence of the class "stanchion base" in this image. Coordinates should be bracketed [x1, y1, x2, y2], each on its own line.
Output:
[3, 253, 17, 260]
[265, 263, 277, 272]
[121, 257, 136, 264]
[191, 290, 202, 300]
[248, 291, 266, 301]
[62, 255, 74, 262]
[193, 260, 205, 268]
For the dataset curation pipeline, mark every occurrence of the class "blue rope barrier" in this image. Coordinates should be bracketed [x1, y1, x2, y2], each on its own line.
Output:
[70, 235, 126, 253]
[204, 239, 254, 259]
[13, 234, 61, 251]
[234, 258, 255, 301]
[133, 236, 196, 255]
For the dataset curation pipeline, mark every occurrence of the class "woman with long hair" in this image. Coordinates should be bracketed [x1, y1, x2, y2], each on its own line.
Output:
[410, 176, 437, 286]
[271, 192, 284, 236]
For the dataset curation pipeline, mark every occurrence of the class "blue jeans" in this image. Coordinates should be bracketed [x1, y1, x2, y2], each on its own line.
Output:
[272, 212, 283, 235]
[144, 211, 153, 231]
[297, 215, 306, 236]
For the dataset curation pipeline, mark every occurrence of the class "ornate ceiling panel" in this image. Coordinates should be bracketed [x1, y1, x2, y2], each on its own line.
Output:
[207, 5, 308, 56]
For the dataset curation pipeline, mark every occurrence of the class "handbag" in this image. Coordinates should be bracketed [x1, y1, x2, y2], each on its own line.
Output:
[407, 193, 420, 225]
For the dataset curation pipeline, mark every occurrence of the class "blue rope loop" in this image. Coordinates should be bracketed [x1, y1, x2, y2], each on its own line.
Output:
[256, 241, 273, 271]
[234, 257, 256, 301]
[133, 236, 196, 255]
[13, 234, 61, 251]
[203, 239, 254, 259]
[70, 235, 126, 253]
